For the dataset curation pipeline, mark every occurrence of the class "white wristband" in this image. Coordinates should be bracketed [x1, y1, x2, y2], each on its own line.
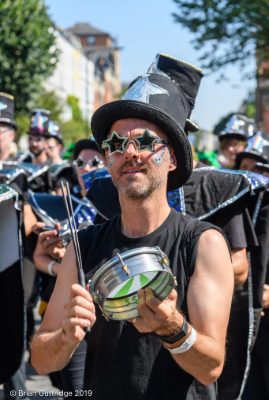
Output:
[166, 326, 197, 354]
[47, 260, 57, 276]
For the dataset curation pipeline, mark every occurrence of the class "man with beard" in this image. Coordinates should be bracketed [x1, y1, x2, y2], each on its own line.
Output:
[31, 58, 234, 400]
[28, 108, 50, 164]
[46, 121, 64, 165]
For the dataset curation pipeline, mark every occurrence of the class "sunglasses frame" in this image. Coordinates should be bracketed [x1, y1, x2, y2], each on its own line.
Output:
[75, 155, 103, 168]
[102, 129, 168, 155]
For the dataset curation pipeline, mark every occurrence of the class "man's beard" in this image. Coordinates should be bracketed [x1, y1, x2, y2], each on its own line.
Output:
[112, 161, 167, 200]
[30, 147, 44, 157]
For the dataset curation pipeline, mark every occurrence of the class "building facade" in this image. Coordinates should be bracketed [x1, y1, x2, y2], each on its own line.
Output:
[67, 22, 122, 110]
[45, 28, 95, 122]
[256, 60, 269, 134]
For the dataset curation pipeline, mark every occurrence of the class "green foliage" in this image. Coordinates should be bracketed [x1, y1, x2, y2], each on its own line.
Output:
[172, 0, 269, 76]
[67, 95, 83, 121]
[0, 0, 59, 113]
[61, 119, 91, 146]
[245, 103, 256, 119]
[15, 113, 30, 141]
[32, 89, 64, 121]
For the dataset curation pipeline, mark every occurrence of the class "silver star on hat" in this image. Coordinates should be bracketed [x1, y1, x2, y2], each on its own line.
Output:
[122, 74, 169, 103]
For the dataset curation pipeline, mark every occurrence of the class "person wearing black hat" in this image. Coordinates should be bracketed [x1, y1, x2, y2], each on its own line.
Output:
[0, 92, 17, 161]
[28, 108, 50, 164]
[242, 162, 269, 400]
[234, 132, 269, 400]
[31, 56, 233, 400]
[0, 93, 32, 399]
[83, 55, 254, 399]
[46, 121, 64, 165]
[218, 114, 255, 169]
[29, 137, 104, 393]
[72, 138, 104, 197]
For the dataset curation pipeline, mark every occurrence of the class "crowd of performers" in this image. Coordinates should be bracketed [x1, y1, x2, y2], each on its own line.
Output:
[1, 53, 269, 400]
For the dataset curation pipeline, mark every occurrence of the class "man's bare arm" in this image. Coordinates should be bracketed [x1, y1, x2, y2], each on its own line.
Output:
[231, 247, 249, 285]
[30, 243, 96, 374]
[133, 229, 234, 385]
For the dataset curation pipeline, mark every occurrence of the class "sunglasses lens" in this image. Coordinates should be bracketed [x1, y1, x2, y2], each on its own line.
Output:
[136, 130, 158, 151]
[76, 158, 84, 167]
[102, 130, 167, 154]
[111, 141, 125, 153]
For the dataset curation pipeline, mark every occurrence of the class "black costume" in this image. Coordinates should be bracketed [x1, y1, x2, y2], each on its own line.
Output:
[79, 209, 223, 400]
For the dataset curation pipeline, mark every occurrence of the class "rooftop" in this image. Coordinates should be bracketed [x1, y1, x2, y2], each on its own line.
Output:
[67, 22, 110, 37]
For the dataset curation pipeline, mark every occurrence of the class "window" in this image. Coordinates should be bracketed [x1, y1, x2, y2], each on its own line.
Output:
[87, 35, 96, 45]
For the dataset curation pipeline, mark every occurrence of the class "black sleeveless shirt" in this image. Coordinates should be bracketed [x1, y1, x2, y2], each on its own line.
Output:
[78, 209, 221, 400]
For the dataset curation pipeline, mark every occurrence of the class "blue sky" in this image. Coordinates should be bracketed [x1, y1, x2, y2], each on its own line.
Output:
[45, 0, 255, 131]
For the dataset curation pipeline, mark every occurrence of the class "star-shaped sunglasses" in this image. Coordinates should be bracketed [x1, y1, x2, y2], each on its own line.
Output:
[75, 156, 103, 168]
[102, 129, 169, 154]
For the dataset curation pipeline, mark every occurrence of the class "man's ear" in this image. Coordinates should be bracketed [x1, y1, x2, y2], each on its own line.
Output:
[169, 151, 177, 171]
[9, 130, 15, 142]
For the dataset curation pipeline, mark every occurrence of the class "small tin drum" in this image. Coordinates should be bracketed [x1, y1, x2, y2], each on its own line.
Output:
[89, 246, 176, 321]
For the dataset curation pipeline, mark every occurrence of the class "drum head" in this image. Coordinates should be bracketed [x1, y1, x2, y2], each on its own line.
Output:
[90, 247, 175, 320]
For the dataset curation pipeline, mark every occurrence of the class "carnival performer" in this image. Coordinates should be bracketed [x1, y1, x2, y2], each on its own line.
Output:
[46, 120, 64, 165]
[27, 108, 50, 165]
[31, 58, 234, 400]
[218, 114, 255, 169]
[235, 134, 269, 400]
[31, 138, 104, 395]
[0, 92, 31, 400]
[85, 54, 255, 400]
[0, 92, 17, 161]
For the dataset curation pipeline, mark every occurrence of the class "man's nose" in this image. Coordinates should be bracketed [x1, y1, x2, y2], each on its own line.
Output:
[124, 141, 139, 158]
[83, 163, 92, 173]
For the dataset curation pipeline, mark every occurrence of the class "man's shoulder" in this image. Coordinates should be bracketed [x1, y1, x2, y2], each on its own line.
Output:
[78, 216, 118, 241]
[172, 210, 223, 244]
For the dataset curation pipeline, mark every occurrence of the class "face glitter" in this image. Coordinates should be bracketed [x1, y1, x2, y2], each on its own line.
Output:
[152, 147, 166, 165]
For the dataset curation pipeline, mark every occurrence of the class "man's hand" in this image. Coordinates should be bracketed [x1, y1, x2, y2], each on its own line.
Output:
[130, 288, 183, 335]
[62, 284, 96, 346]
[33, 222, 66, 261]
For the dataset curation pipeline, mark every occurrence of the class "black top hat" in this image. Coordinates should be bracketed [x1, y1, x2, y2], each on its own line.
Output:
[47, 120, 63, 144]
[0, 92, 17, 129]
[28, 108, 51, 136]
[236, 131, 269, 167]
[219, 114, 256, 142]
[73, 139, 100, 160]
[147, 53, 203, 133]
[255, 162, 269, 174]
[91, 56, 203, 190]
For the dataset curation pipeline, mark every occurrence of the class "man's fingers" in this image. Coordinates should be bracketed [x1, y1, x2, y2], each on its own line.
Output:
[139, 288, 177, 319]
[32, 222, 45, 233]
[71, 283, 93, 303]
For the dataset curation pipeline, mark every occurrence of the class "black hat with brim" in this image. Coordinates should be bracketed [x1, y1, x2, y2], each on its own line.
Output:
[255, 162, 269, 173]
[219, 114, 256, 142]
[147, 54, 203, 135]
[0, 92, 17, 129]
[0, 118, 17, 129]
[28, 108, 50, 136]
[219, 132, 248, 142]
[91, 73, 194, 190]
[236, 150, 269, 168]
[73, 139, 100, 160]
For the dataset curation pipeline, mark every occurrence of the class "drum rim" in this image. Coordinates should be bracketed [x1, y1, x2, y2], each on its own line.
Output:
[91, 246, 166, 284]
